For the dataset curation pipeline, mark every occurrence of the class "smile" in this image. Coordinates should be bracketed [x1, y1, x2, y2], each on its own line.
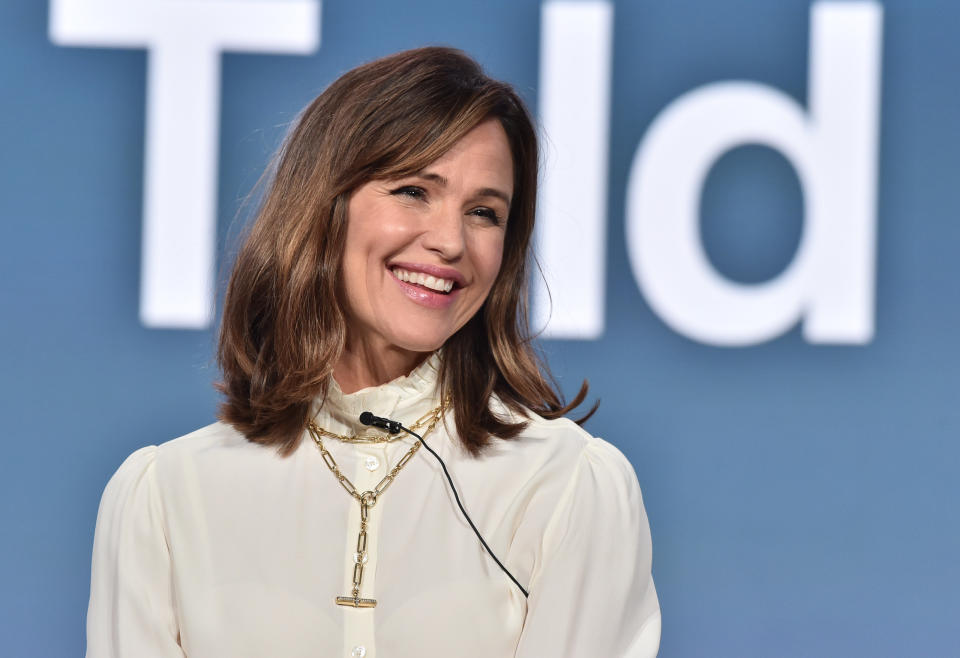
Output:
[390, 267, 457, 294]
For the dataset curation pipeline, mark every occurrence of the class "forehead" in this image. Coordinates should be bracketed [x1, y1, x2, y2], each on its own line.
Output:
[419, 120, 515, 193]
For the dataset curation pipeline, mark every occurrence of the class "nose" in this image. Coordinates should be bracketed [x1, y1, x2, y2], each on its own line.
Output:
[421, 204, 465, 262]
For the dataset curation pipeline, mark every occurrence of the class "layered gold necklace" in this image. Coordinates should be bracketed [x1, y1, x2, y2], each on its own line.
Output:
[306, 401, 447, 608]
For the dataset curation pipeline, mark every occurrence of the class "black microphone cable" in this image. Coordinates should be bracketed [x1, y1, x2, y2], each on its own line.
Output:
[359, 411, 530, 599]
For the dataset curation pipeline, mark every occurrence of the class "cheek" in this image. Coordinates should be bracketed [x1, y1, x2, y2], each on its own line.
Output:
[339, 227, 380, 312]
[343, 217, 386, 278]
[476, 234, 506, 289]
[339, 234, 363, 295]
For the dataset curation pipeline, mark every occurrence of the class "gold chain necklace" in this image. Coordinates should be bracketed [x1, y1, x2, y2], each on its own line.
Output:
[306, 400, 447, 608]
[309, 402, 446, 444]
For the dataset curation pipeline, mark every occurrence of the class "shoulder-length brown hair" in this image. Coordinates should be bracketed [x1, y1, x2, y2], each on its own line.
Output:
[217, 46, 591, 456]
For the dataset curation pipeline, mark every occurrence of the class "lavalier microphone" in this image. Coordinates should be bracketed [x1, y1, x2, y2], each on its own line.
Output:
[358, 411, 402, 434]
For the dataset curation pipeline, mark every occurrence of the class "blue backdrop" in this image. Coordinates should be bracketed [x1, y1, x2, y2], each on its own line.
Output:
[1, 1, 958, 655]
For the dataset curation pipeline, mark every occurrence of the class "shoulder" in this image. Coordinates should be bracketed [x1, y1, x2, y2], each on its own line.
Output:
[500, 408, 651, 554]
[100, 444, 162, 510]
[481, 402, 651, 582]
[486, 397, 640, 496]
[151, 420, 255, 458]
[152, 420, 289, 484]
[103, 421, 277, 502]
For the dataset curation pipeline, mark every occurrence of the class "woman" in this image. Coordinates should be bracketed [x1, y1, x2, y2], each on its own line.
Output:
[86, 47, 660, 657]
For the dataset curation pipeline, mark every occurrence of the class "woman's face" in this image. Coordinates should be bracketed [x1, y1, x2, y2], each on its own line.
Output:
[341, 119, 513, 358]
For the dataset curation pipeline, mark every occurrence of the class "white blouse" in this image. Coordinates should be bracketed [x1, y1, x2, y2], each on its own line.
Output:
[86, 355, 661, 657]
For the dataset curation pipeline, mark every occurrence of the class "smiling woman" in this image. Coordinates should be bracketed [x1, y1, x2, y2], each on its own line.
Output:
[215, 48, 558, 458]
[85, 47, 661, 658]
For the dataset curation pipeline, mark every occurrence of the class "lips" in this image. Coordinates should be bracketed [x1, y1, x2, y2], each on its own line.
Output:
[387, 263, 465, 309]
[391, 266, 456, 293]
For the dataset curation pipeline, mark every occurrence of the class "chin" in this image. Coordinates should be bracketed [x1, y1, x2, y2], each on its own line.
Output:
[391, 328, 453, 355]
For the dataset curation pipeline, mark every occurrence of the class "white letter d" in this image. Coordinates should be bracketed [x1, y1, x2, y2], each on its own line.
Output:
[626, 1, 883, 346]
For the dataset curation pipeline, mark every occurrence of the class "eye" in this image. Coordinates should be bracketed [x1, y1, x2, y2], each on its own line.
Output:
[390, 185, 427, 200]
[469, 207, 504, 225]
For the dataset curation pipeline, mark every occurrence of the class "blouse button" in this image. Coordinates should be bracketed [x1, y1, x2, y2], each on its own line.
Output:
[351, 646, 367, 658]
[364, 456, 379, 471]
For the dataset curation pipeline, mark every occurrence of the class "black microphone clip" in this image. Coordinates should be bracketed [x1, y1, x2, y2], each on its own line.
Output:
[359, 411, 402, 434]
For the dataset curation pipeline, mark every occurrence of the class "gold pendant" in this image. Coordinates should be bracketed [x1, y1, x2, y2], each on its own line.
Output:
[337, 495, 377, 609]
[336, 595, 377, 608]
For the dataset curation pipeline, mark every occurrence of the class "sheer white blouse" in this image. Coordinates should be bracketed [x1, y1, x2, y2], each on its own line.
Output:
[86, 355, 661, 657]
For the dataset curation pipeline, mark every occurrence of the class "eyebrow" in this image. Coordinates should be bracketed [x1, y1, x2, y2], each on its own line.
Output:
[416, 171, 512, 206]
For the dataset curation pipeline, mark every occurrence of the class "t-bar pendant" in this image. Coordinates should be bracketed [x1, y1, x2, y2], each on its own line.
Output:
[336, 595, 377, 608]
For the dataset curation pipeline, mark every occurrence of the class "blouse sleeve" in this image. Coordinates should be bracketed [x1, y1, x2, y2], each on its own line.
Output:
[86, 446, 185, 658]
[514, 438, 661, 657]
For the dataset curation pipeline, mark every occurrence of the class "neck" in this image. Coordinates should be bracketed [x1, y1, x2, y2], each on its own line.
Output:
[333, 343, 430, 394]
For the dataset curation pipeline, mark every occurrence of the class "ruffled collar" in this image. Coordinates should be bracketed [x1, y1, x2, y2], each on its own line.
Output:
[311, 352, 442, 435]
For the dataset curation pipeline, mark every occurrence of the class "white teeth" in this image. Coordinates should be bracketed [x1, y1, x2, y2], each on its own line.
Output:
[392, 267, 456, 293]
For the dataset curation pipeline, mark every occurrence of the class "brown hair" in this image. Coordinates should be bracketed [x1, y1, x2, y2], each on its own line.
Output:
[217, 46, 592, 456]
